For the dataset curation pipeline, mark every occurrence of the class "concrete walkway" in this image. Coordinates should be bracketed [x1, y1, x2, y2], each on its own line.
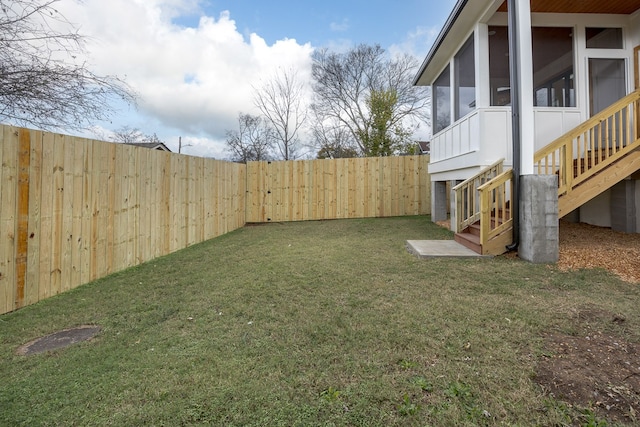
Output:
[406, 240, 487, 259]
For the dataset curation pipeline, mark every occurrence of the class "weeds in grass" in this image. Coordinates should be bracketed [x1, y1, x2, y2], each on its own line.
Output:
[1, 217, 639, 426]
[581, 409, 609, 427]
[411, 376, 433, 392]
[398, 394, 421, 416]
[320, 386, 342, 403]
[398, 359, 418, 369]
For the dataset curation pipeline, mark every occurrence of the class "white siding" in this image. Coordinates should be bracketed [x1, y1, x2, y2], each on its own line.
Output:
[430, 110, 480, 162]
[533, 109, 584, 151]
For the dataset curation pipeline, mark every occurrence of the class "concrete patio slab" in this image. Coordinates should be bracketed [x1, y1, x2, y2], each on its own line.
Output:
[406, 240, 488, 259]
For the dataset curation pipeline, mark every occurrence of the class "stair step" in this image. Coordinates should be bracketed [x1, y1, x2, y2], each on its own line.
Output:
[454, 232, 481, 254]
[467, 223, 480, 237]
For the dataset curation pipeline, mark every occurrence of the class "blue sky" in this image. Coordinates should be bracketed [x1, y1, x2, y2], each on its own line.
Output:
[56, 0, 457, 158]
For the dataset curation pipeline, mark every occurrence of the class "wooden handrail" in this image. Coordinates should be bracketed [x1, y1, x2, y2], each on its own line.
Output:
[452, 158, 505, 191]
[535, 89, 640, 198]
[478, 169, 513, 251]
[453, 158, 504, 232]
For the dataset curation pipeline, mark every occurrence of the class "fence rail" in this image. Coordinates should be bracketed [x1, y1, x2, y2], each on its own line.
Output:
[0, 125, 430, 314]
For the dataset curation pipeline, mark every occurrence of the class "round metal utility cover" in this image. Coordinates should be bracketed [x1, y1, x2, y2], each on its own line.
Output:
[16, 325, 101, 355]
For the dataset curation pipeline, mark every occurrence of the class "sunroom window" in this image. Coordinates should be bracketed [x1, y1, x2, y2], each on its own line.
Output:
[455, 35, 475, 120]
[586, 28, 623, 49]
[433, 64, 451, 134]
[489, 26, 575, 107]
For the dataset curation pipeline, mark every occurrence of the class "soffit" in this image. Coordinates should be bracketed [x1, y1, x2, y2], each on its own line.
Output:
[414, 0, 640, 86]
[497, 0, 640, 14]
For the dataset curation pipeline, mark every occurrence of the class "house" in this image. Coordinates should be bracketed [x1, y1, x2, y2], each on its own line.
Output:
[417, 140, 431, 155]
[124, 142, 172, 152]
[414, 0, 640, 261]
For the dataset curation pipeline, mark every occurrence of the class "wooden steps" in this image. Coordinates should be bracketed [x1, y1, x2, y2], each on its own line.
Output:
[455, 223, 481, 253]
[455, 208, 510, 255]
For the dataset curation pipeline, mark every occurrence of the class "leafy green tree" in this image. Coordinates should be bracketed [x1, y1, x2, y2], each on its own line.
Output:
[358, 89, 413, 156]
[311, 44, 428, 157]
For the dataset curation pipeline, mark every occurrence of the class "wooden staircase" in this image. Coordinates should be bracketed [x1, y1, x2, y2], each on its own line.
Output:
[455, 204, 511, 254]
[452, 89, 640, 256]
[452, 160, 514, 255]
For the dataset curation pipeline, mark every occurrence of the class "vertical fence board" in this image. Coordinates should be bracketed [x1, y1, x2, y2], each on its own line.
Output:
[15, 129, 31, 309]
[70, 138, 85, 292]
[80, 138, 93, 286]
[0, 127, 18, 314]
[38, 131, 54, 300]
[50, 133, 66, 296]
[60, 136, 75, 293]
[25, 130, 42, 306]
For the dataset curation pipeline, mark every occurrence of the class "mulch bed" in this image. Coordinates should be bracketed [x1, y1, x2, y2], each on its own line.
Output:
[558, 220, 640, 284]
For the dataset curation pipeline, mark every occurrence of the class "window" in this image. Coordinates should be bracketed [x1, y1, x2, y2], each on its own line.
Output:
[433, 65, 451, 134]
[532, 27, 575, 107]
[489, 26, 510, 106]
[489, 26, 575, 107]
[586, 28, 623, 49]
[455, 35, 476, 120]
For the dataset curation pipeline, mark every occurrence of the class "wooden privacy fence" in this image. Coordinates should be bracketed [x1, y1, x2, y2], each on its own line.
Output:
[1, 126, 246, 315]
[246, 156, 430, 222]
[0, 124, 430, 315]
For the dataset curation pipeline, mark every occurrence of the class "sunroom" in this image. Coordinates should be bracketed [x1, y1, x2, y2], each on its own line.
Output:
[414, 0, 640, 259]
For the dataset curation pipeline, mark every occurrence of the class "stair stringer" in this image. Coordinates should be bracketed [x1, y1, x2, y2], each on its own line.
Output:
[558, 150, 640, 217]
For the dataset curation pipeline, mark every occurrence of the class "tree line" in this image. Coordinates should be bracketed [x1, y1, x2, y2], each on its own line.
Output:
[1, 0, 430, 160]
[227, 45, 430, 162]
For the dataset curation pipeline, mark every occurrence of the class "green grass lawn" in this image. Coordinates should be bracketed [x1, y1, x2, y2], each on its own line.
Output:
[1, 216, 638, 426]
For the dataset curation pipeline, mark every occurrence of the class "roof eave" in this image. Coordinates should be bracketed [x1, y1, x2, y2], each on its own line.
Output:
[413, 0, 469, 87]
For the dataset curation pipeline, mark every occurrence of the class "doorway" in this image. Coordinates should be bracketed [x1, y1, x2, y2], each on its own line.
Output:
[589, 58, 626, 116]
[589, 58, 627, 150]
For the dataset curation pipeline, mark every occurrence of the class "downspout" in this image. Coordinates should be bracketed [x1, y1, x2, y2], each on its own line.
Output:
[505, 0, 520, 251]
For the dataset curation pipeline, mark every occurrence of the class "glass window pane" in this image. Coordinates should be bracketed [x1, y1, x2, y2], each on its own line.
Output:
[490, 26, 576, 108]
[489, 26, 510, 106]
[536, 87, 548, 107]
[455, 35, 475, 120]
[433, 65, 451, 134]
[586, 28, 623, 49]
[532, 27, 575, 107]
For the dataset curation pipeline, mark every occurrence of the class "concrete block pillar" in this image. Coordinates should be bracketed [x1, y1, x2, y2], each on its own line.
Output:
[610, 180, 636, 233]
[519, 175, 558, 263]
[431, 181, 448, 223]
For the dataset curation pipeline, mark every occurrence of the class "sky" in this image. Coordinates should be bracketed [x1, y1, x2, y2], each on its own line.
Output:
[53, 0, 457, 158]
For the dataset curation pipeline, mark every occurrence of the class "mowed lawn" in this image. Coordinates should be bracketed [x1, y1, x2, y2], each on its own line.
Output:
[1, 216, 639, 426]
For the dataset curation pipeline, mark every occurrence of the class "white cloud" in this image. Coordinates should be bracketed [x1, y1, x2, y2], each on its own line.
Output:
[388, 25, 440, 59]
[330, 18, 349, 32]
[56, 0, 314, 157]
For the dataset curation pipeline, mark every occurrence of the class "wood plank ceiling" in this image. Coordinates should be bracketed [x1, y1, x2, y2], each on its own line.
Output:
[497, 0, 640, 14]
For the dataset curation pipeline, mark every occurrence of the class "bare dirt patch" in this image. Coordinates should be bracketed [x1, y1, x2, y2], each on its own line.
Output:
[16, 325, 101, 356]
[437, 219, 640, 423]
[536, 308, 640, 425]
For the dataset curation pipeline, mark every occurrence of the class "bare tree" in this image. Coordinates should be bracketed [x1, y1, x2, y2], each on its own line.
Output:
[110, 126, 145, 143]
[0, 0, 136, 131]
[253, 68, 307, 160]
[312, 117, 358, 159]
[225, 113, 273, 163]
[109, 126, 164, 145]
[311, 44, 429, 156]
